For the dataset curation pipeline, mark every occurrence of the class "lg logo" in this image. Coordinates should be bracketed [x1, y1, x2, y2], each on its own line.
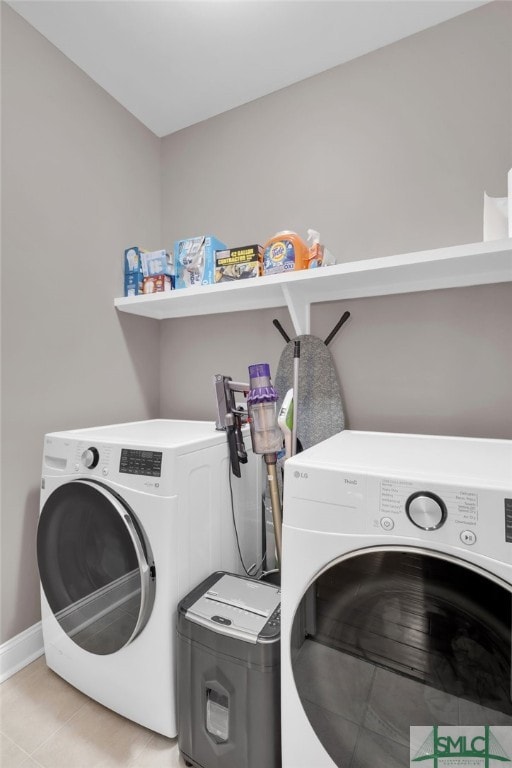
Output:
[294, 471, 308, 479]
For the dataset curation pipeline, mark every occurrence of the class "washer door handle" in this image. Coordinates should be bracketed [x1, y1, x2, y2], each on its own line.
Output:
[123, 513, 150, 574]
[74, 480, 154, 646]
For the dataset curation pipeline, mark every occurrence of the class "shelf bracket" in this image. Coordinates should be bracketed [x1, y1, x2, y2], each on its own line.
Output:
[281, 285, 310, 336]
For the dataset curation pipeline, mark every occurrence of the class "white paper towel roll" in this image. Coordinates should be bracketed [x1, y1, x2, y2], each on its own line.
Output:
[483, 192, 508, 241]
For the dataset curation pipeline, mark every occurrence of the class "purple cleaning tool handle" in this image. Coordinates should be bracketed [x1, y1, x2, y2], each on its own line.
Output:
[247, 387, 278, 404]
[249, 363, 271, 379]
[247, 363, 278, 404]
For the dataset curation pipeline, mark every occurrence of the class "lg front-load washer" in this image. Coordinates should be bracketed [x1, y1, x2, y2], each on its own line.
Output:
[37, 419, 262, 738]
[281, 430, 512, 768]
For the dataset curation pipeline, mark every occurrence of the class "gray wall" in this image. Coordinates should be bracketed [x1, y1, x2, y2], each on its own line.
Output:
[1, 4, 162, 643]
[160, 2, 512, 438]
[1, 1, 511, 647]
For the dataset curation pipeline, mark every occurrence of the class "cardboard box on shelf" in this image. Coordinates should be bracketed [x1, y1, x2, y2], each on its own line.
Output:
[124, 246, 147, 275]
[215, 245, 263, 283]
[142, 275, 173, 294]
[174, 235, 227, 289]
[141, 250, 174, 278]
[124, 271, 144, 297]
[124, 246, 146, 296]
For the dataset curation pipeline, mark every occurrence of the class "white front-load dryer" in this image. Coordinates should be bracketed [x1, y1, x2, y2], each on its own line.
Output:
[281, 431, 512, 768]
[38, 419, 262, 738]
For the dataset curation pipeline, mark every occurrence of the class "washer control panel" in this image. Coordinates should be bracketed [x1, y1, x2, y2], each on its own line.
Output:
[42, 435, 173, 495]
[81, 447, 99, 469]
[119, 448, 162, 477]
[68, 441, 164, 487]
[73, 441, 113, 476]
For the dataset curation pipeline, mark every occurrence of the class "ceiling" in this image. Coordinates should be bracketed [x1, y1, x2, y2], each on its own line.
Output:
[8, 0, 488, 137]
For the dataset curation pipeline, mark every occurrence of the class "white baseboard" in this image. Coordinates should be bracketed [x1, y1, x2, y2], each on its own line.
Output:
[0, 622, 44, 683]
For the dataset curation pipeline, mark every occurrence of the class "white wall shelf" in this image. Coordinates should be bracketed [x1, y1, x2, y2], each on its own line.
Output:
[114, 239, 512, 336]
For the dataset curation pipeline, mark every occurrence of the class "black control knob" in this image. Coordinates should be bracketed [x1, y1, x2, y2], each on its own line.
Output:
[406, 491, 447, 530]
[81, 447, 99, 469]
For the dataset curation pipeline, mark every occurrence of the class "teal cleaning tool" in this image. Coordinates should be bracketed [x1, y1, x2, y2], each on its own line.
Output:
[278, 389, 294, 460]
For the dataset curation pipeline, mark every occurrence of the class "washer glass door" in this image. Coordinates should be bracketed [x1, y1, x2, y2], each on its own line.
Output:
[37, 480, 156, 655]
[291, 548, 512, 767]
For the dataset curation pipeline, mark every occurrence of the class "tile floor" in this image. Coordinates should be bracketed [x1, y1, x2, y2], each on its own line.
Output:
[293, 638, 512, 768]
[3, 645, 511, 768]
[0, 656, 187, 768]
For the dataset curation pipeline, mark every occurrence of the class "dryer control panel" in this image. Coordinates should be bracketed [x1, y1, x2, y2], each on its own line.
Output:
[405, 491, 447, 530]
[379, 477, 477, 533]
[284, 430, 512, 565]
[376, 476, 485, 550]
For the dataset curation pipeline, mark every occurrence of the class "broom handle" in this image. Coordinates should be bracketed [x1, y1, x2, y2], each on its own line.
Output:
[292, 340, 300, 456]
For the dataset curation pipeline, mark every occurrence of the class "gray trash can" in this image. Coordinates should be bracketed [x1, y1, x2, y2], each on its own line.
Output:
[177, 571, 281, 768]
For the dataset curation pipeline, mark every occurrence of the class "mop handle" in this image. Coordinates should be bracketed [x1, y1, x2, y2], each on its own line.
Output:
[291, 340, 300, 456]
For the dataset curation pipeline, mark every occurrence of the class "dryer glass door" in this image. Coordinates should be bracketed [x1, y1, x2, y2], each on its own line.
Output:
[37, 480, 156, 655]
[291, 548, 511, 767]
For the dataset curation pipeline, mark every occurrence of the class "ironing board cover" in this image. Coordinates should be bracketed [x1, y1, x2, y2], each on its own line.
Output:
[274, 334, 345, 451]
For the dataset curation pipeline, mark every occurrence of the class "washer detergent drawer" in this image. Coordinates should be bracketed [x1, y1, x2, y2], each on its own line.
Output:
[290, 548, 512, 767]
[37, 480, 156, 655]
